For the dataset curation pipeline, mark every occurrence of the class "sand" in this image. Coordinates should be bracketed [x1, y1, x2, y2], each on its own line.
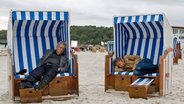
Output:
[0, 51, 184, 104]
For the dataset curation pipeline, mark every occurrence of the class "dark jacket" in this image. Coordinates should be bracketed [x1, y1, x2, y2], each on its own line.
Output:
[38, 49, 69, 73]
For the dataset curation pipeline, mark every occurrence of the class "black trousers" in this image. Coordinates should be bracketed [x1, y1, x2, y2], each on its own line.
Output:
[24, 64, 59, 88]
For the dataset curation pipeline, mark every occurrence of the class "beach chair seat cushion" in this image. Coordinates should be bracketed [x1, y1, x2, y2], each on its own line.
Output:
[15, 73, 73, 79]
[113, 71, 159, 77]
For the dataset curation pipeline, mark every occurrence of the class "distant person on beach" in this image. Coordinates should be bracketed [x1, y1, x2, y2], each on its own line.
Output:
[113, 55, 158, 75]
[19, 41, 69, 91]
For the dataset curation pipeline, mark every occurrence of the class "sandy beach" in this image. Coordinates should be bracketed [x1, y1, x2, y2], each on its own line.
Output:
[1, 51, 184, 104]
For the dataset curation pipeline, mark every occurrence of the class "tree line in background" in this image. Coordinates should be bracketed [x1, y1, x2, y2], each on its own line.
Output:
[0, 26, 113, 45]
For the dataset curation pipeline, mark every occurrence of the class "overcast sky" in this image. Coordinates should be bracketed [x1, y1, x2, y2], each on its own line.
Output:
[0, 0, 184, 30]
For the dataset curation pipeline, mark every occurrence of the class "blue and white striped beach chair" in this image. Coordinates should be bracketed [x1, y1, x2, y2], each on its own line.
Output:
[105, 13, 173, 97]
[7, 10, 78, 101]
[107, 41, 114, 54]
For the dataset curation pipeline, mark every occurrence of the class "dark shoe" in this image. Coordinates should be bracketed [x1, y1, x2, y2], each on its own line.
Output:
[18, 81, 33, 89]
[34, 81, 47, 91]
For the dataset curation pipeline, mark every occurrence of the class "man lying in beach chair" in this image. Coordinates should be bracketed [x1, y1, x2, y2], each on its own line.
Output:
[113, 55, 158, 75]
[19, 41, 69, 91]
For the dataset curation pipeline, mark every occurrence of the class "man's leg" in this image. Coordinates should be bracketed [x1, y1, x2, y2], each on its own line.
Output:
[19, 65, 45, 88]
[35, 65, 59, 90]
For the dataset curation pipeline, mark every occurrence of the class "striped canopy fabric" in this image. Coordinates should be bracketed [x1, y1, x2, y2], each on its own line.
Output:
[10, 11, 72, 78]
[114, 14, 164, 65]
[107, 41, 114, 54]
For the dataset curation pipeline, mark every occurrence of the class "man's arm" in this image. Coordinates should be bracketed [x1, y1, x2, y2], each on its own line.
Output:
[38, 49, 53, 67]
[58, 56, 70, 73]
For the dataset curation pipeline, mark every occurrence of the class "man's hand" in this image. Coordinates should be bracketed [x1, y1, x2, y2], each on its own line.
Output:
[58, 68, 61, 71]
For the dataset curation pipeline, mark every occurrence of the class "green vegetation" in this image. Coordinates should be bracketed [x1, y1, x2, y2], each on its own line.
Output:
[71, 26, 113, 45]
[0, 26, 113, 45]
[0, 30, 7, 40]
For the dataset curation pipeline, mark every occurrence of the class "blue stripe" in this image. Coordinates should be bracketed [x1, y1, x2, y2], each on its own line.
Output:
[12, 11, 17, 20]
[64, 12, 68, 21]
[25, 21, 33, 72]
[72, 58, 74, 73]
[134, 78, 144, 85]
[134, 23, 143, 55]
[117, 24, 121, 57]
[47, 12, 52, 20]
[21, 12, 26, 20]
[110, 58, 113, 74]
[30, 12, 35, 20]
[33, 21, 40, 64]
[158, 14, 163, 21]
[149, 22, 157, 61]
[39, 12, 43, 20]
[135, 16, 139, 22]
[114, 17, 118, 24]
[56, 21, 62, 42]
[143, 16, 147, 22]
[48, 21, 55, 50]
[151, 15, 155, 21]
[16, 21, 24, 70]
[120, 17, 125, 23]
[128, 16, 132, 22]
[56, 12, 60, 20]
[40, 21, 47, 53]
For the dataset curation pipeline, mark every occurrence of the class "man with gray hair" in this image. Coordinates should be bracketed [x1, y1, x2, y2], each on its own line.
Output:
[19, 41, 69, 91]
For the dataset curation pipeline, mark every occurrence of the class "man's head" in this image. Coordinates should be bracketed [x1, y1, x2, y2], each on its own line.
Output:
[113, 57, 125, 68]
[56, 41, 66, 55]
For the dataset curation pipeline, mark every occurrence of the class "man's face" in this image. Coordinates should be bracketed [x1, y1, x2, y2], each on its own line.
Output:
[115, 61, 125, 68]
[56, 44, 66, 55]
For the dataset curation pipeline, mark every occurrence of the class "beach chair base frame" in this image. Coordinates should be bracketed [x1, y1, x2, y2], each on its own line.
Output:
[49, 77, 68, 96]
[19, 88, 42, 103]
[128, 78, 154, 99]
[115, 75, 131, 91]
[49, 76, 79, 96]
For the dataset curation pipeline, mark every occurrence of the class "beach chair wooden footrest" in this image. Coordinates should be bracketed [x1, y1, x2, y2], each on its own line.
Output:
[128, 78, 154, 99]
[19, 88, 42, 103]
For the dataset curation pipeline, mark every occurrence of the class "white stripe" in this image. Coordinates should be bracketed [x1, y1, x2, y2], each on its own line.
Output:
[131, 23, 140, 55]
[37, 21, 44, 58]
[153, 22, 161, 38]
[52, 12, 56, 20]
[29, 21, 37, 69]
[43, 12, 47, 20]
[60, 12, 64, 20]
[124, 17, 129, 23]
[132, 16, 136, 22]
[133, 39, 139, 55]
[147, 38, 153, 59]
[34, 12, 39, 20]
[138, 16, 143, 22]
[146, 22, 154, 38]
[140, 39, 146, 58]
[21, 21, 29, 74]
[25, 12, 30, 20]
[124, 23, 133, 38]
[14, 37, 20, 73]
[19, 75, 25, 78]
[154, 15, 159, 21]
[13, 21, 20, 73]
[45, 21, 52, 49]
[147, 15, 151, 21]
[127, 39, 132, 55]
[154, 39, 160, 64]
[145, 22, 154, 59]
[117, 17, 121, 23]
[138, 79, 149, 86]
[16, 12, 21, 20]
